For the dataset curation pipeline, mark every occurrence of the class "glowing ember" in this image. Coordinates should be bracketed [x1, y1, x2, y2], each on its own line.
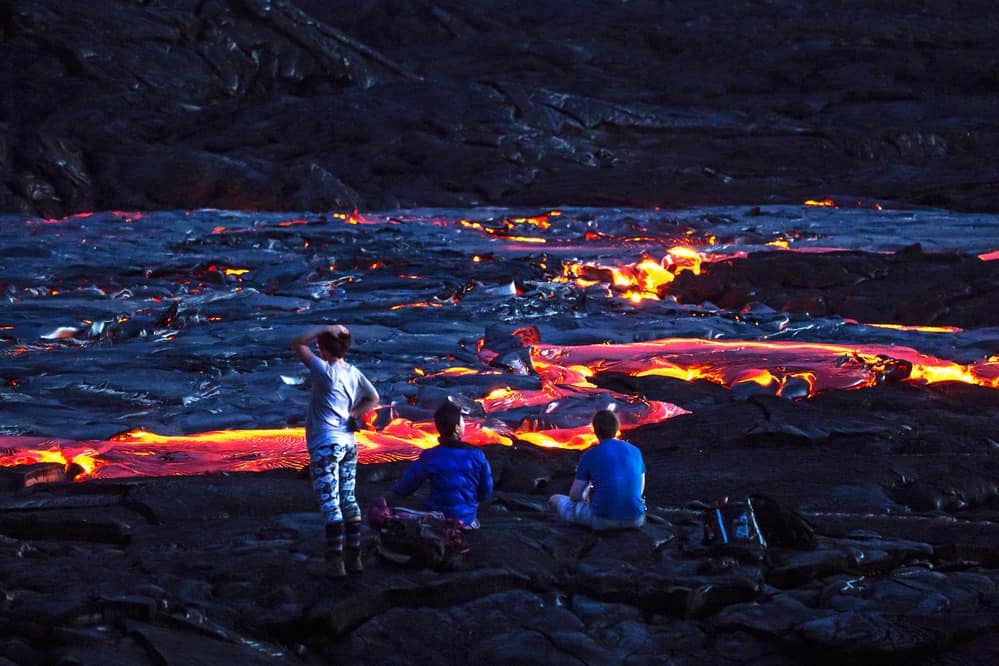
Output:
[508, 213, 554, 228]
[390, 300, 447, 310]
[32, 211, 95, 225]
[453, 213, 556, 243]
[333, 210, 375, 225]
[980, 250, 999, 261]
[504, 235, 547, 244]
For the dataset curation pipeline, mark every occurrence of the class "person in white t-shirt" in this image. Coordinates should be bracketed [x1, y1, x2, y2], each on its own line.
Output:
[292, 324, 379, 576]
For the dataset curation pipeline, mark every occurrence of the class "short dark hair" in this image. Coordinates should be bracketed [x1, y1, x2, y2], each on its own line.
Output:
[592, 409, 619, 441]
[318, 330, 352, 359]
[434, 401, 462, 437]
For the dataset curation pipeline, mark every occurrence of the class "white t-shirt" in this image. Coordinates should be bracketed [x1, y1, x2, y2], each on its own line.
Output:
[305, 355, 376, 449]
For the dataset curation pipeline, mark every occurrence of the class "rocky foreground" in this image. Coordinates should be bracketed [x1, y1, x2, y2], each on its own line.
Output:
[3, 0, 999, 218]
[2, 367, 998, 664]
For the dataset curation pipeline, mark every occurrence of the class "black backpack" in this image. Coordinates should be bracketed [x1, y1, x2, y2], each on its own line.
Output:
[701, 497, 768, 553]
[746, 494, 816, 550]
[700, 494, 816, 553]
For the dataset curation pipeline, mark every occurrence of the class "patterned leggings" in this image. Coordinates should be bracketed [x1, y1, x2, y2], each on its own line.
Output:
[308, 434, 361, 523]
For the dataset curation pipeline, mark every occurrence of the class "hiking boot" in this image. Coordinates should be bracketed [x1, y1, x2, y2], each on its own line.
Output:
[345, 520, 364, 573]
[326, 552, 347, 577]
[325, 522, 346, 577]
[344, 548, 364, 573]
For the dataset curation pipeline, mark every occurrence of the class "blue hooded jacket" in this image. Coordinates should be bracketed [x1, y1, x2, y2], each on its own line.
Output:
[392, 438, 493, 525]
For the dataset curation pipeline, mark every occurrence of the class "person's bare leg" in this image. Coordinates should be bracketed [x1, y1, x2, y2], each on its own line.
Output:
[548, 494, 568, 512]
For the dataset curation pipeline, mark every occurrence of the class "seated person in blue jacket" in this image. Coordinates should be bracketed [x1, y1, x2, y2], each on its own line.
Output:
[548, 409, 646, 530]
[392, 402, 494, 528]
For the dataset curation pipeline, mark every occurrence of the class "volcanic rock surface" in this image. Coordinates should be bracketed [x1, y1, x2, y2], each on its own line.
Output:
[1, 206, 998, 663]
[3, 0, 999, 661]
[3, 0, 999, 217]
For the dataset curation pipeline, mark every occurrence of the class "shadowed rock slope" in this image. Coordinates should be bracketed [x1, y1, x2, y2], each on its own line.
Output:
[2, 0, 999, 217]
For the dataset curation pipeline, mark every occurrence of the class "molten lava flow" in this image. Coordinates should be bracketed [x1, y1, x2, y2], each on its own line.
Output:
[2, 332, 996, 482]
[803, 198, 883, 210]
[534, 338, 999, 396]
[557, 239, 941, 304]
[390, 300, 446, 310]
[0, 330, 692, 480]
[452, 212, 562, 243]
[32, 211, 95, 225]
[333, 210, 375, 225]
[0, 437, 101, 476]
[513, 425, 596, 450]
[558, 246, 713, 300]
[6, 205, 998, 481]
[513, 211, 560, 225]
[867, 323, 964, 333]
[980, 250, 999, 261]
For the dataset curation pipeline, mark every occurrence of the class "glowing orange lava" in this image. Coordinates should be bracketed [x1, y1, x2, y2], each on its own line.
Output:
[4, 206, 997, 483]
[867, 323, 964, 333]
[558, 246, 712, 299]
[2, 332, 995, 482]
[453, 212, 561, 243]
[534, 338, 998, 395]
[333, 210, 375, 225]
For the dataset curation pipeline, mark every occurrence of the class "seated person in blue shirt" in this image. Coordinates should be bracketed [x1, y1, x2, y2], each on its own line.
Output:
[392, 402, 494, 528]
[548, 409, 646, 530]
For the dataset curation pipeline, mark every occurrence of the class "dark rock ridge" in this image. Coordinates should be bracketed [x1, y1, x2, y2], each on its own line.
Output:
[669, 245, 999, 328]
[3, 0, 999, 217]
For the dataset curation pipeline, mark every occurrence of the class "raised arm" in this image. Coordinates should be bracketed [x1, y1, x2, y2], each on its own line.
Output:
[291, 324, 348, 366]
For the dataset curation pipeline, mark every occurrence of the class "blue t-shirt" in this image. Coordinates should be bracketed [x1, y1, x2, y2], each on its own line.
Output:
[575, 438, 646, 521]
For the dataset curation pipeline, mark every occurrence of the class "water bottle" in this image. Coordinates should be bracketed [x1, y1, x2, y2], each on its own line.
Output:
[734, 511, 749, 540]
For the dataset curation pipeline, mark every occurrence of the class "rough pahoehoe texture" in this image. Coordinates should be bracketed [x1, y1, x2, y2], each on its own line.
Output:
[2, 0, 999, 217]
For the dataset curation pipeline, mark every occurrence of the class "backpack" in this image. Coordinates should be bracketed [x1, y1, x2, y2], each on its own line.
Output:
[367, 497, 470, 569]
[701, 497, 768, 556]
[746, 494, 816, 550]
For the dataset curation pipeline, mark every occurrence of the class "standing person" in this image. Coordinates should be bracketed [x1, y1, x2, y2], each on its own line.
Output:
[392, 402, 493, 528]
[292, 324, 379, 576]
[548, 409, 646, 531]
